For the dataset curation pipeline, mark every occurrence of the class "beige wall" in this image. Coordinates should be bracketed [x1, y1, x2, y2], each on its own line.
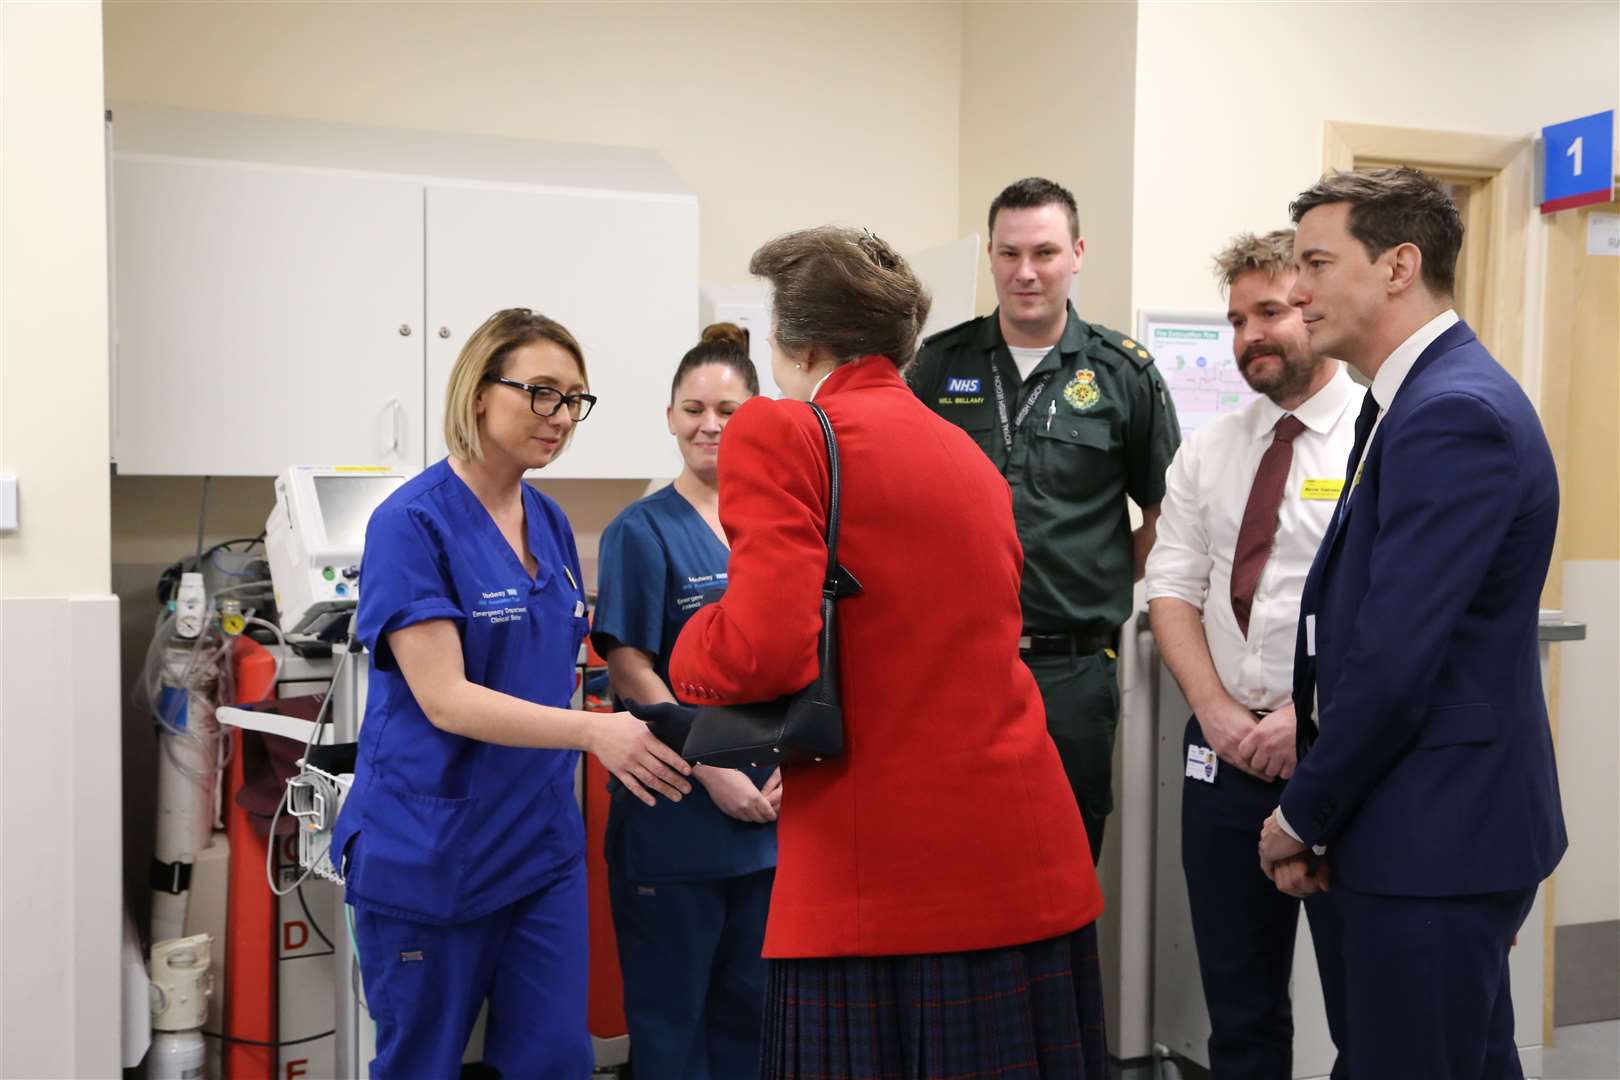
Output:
[104, 0, 963, 287]
[1131, 0, 1620, 314]
[960, 0, 1138, 332]
[2, 9, 122, 1079]
[1, 0, 111, 597]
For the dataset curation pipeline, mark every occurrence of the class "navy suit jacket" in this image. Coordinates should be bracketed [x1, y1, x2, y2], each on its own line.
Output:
[1283, 320, 1566, 897]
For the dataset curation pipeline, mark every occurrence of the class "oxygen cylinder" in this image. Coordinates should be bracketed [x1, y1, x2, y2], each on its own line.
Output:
[152, 643, 221, 944]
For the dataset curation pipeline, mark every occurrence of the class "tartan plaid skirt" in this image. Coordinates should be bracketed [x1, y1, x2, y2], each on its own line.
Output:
[760, 922, 1107, 1080]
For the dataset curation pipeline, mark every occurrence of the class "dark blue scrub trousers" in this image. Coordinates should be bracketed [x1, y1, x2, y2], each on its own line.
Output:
[353, 859, 592, 1079]
[1181, 716, 1344, 1080]
[609, 868, 774, 1080]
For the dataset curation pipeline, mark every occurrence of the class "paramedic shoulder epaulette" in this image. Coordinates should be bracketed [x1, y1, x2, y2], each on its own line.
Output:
[919, 315, 978, 352]
[1095, 325, 1157, 369]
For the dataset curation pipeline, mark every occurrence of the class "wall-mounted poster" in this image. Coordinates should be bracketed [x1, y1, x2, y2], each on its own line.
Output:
[1136, 311, 1254, 438]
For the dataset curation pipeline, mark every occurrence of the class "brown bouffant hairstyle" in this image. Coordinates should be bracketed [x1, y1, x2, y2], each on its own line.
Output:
[670, 322, 760, 402]
[1212, 229, 1296, 292]
[1289, 167, 1464, 297]
[747, 226, 933, 369]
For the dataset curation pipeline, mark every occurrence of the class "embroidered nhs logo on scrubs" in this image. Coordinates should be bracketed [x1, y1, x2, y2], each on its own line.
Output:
[946, 377, 981, 393]
[472, 587, 526, 626]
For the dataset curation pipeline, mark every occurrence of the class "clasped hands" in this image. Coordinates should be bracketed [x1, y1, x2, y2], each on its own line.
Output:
[1198, 699, 1327, 896]
[1259, 808, 1330, 898]
[1201, 698, 1298, 781]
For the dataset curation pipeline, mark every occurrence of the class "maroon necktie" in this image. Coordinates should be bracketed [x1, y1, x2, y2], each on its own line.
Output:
[1230, 414, 1307, 638]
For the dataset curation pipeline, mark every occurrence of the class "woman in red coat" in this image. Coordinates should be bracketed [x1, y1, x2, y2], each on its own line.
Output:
[668, 227, 1107, 1078]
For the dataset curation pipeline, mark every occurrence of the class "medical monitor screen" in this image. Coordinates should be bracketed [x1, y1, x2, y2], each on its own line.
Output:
[313, 475, 405, 548]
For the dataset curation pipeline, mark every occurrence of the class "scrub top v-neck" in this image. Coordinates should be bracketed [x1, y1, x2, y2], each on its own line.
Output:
[593, 483, 777, 883]
[332, 457, 589, 925]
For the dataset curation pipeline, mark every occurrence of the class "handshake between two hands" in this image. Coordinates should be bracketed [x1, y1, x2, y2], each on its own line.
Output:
[622, 700, 782, 824]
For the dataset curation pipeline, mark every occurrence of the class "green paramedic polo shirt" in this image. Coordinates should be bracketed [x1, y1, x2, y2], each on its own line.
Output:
[907, 303, 1181, 639]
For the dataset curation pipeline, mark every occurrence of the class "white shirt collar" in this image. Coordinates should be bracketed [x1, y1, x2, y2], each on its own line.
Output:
[809, 370, 835, 401]
[1370, 309, 1458, 412]
[1251, 364, 1358, 440]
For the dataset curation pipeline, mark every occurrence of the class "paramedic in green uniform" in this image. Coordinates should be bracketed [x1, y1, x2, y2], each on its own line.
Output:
[908, 177, 1181, 861]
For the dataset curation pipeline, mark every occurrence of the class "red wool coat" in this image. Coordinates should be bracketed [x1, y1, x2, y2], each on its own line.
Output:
[669, 356, 1102, 958]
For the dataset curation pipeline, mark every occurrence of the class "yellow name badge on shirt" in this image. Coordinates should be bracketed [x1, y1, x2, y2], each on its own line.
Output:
[1300, 478, 1345, 501]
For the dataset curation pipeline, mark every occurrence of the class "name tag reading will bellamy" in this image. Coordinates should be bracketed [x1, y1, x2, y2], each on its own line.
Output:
[1300, 478, 1344, 501]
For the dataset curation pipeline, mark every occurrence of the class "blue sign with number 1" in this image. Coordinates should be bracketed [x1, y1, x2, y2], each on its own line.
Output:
[1542, 110, 1614, 214]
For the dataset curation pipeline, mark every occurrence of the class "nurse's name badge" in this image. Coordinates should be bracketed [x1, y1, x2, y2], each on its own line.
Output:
[1185, 744, 1218, 783]
[1064, 368, 1101, 412]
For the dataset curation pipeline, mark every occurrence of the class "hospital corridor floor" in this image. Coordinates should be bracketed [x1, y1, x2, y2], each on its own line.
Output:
[1112, 1020, 1620, 1080]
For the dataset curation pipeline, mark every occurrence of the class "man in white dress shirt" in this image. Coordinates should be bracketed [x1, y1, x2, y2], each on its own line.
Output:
[1145, 229, 1363, 1079]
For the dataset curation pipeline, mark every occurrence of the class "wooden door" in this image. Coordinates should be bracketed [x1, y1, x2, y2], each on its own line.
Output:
[1537, 193, 1619, 1034]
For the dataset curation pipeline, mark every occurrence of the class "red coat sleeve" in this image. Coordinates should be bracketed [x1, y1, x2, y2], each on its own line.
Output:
[668, 397, 828, 704]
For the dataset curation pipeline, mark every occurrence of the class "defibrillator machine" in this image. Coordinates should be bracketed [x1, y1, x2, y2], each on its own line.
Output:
[264, 465, 408, 639]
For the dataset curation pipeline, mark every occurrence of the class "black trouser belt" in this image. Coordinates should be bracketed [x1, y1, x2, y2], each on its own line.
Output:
[1018, 631, 1113, 656]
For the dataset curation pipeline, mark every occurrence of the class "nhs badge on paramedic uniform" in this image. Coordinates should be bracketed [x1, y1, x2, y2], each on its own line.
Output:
[941, 376, 985, 407]
[1064, 368, 1102, 412]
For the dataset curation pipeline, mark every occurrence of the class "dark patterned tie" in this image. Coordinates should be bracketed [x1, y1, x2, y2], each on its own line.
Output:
[1230, 414, 1307, 638]
[1343, 391, 1382, 501]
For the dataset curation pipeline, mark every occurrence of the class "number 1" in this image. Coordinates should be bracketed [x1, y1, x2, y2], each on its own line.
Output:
[1567, 136, 1584, 176]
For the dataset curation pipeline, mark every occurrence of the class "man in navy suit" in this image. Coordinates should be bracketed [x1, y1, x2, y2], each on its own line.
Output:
[1257, 167, 1566, 1080]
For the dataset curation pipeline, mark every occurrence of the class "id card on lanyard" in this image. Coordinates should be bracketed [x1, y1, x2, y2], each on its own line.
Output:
[989, 363, 1057, 454]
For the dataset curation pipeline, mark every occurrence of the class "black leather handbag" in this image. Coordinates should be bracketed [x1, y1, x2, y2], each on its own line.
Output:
[681, 402, 862, 769]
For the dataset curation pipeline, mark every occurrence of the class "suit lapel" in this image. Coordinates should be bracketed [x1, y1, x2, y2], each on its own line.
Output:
[1317, 320, 1477, 561]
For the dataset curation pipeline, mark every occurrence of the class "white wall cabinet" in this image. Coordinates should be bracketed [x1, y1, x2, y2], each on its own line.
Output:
[424, 184, 688, 479]
[113, 158, 425, 475]
[111, 106, 696, 478]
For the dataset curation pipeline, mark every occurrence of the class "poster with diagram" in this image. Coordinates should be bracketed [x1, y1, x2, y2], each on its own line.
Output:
[1137, 312, 1255, 438]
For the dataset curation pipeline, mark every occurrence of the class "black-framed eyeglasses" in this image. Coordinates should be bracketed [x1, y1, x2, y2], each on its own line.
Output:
[485, 376, 597, 421]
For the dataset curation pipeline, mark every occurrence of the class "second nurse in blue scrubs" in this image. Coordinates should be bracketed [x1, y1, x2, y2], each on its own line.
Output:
[331, 308, 693, 1078]
[592, 323, 778, 1079]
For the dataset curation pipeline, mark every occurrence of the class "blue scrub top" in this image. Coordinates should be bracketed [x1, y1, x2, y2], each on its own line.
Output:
[593, 485, 777, 883]
[331, 458, 588, 925]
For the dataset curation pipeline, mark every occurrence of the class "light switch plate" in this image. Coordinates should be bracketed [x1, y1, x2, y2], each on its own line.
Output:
[0, 475, 17, 532]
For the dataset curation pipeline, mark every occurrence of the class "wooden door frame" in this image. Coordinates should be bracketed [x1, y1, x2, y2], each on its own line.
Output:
[1322, 120, 1558, 1047]
[1323, 121, 1537, 389]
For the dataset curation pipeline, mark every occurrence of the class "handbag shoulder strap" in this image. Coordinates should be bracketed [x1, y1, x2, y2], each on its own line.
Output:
[806, 402, 861, 599]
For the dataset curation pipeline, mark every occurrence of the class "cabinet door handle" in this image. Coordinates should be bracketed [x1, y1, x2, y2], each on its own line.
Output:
[387, 399, 404, 456]
[438, 326, 452, 339]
